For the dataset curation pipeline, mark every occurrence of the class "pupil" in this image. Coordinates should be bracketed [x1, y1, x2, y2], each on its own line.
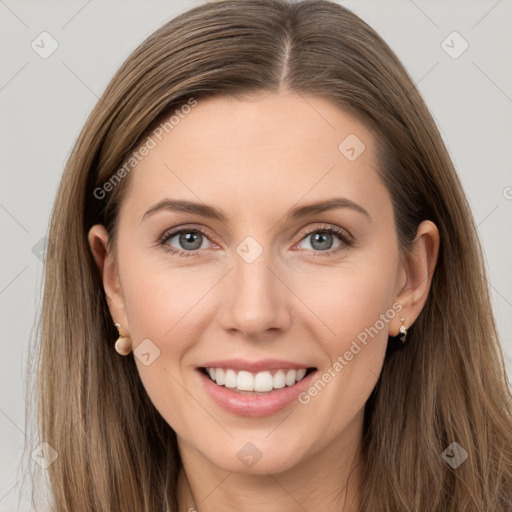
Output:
[312, 232, 332, 250]
[180, 231, 202, 250]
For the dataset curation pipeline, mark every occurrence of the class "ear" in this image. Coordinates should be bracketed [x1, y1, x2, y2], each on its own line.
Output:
[391, 220, 440, 335]
[87, 224, 130, 334]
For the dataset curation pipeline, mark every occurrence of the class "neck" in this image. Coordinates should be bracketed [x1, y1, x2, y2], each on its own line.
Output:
[176, 414, 364, 512]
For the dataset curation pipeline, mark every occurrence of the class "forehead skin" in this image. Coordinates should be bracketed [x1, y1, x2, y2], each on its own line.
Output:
[119, 92, 393, 251]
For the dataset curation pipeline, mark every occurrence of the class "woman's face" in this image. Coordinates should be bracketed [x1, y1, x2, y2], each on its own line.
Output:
[92, 92, 412, 475]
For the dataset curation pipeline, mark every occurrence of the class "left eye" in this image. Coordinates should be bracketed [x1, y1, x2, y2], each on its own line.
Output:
[297, 229, 345, 252]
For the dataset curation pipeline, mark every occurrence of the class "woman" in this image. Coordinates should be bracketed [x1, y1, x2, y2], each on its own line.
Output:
[28, 0, 512, 510]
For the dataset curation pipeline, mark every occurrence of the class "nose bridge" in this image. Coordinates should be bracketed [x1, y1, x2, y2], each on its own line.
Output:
[220, 236, 291, 337]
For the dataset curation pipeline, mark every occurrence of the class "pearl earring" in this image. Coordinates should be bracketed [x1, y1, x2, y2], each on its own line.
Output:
[114, 322, 132, 355]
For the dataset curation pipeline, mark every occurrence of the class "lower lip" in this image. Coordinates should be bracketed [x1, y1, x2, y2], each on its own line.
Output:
[197, 369, 317, 417]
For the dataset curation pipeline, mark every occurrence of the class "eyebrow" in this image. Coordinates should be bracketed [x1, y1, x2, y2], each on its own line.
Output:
[141, 197, 371, 223]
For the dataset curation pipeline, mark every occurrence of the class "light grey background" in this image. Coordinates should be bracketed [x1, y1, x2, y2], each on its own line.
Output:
[1, 1, 511, 510]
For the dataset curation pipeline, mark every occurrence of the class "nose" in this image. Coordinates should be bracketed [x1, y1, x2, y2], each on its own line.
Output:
[219, 249, 292, 340]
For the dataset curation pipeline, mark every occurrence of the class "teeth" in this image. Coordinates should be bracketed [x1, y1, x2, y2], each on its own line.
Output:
[296, 368, 307, 381]
[237, 371, 254, 391]
[215, 368, 225, 385]
[224, 369, 237, 388]
[285, 369, 297, 386]
[273, 370, 286, 389]
[205, 367, 310, 392]
[254, 371, 273, 392]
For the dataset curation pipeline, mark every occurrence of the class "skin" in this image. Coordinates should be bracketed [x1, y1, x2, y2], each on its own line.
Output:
[89, 91, 439, 511]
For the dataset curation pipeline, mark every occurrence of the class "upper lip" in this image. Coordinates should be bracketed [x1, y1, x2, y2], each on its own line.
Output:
[198, 358, 316, 373]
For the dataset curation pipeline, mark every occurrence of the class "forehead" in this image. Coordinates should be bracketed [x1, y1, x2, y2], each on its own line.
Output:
[120, 92, 389, 225]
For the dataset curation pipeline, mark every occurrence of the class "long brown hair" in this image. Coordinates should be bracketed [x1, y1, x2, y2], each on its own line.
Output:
[24, 0, 512, 510]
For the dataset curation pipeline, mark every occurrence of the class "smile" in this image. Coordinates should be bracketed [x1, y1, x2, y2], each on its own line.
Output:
[196, 360, 318, 416]
[201, 367, 313, 393]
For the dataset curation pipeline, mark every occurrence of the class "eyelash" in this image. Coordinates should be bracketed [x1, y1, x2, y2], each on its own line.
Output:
[157, 224, 353, 259]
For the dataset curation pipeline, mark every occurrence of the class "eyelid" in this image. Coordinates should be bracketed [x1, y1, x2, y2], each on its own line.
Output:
[157, 224, 219, 246]
[294, 223, 353, 245]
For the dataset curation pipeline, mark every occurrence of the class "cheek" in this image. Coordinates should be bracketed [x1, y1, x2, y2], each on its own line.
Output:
[285, 254, 399, 435]
[117, 259, 212, 431]
[120, 251, 215, 344]
[291, 253, 399, 354]
[117, 251, 224, 418]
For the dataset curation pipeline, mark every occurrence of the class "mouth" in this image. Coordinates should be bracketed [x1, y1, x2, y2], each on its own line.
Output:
[198, 366, 317, 394]
[195, 362, 318, 417]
